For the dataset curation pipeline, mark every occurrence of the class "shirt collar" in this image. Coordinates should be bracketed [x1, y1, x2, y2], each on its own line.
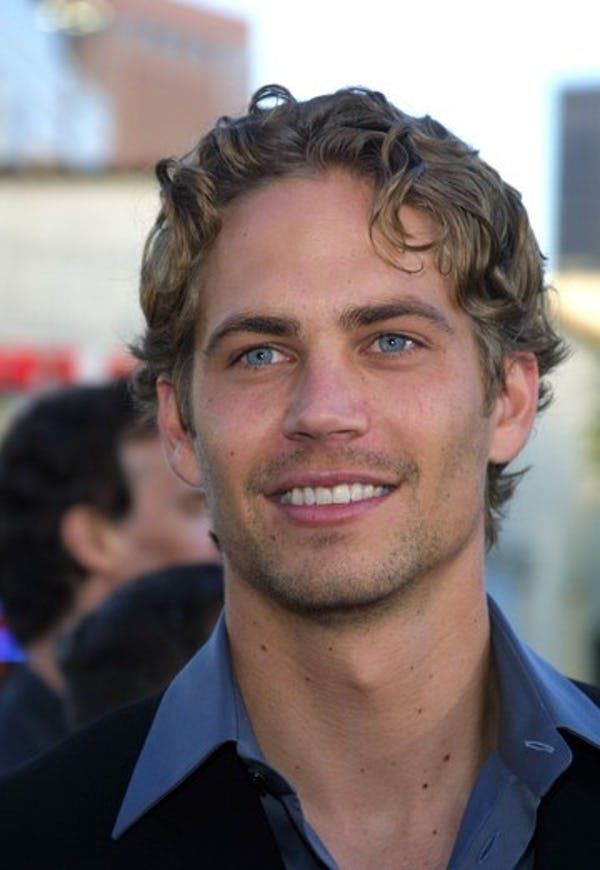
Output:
[489, 596, 600, 796]
[113, 598, 600, 838]
[113, 613, 261, 837]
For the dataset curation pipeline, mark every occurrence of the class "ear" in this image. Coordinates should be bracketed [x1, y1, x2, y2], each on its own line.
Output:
[156, 376, 203, 487]
[488, 353, 539, 464]
[60, 505, 121, 577]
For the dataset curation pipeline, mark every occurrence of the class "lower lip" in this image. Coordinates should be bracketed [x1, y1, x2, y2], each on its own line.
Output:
[268, 492, 393, 527]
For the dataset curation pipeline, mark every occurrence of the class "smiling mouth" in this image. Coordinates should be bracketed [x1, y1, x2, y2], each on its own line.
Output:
[278, 482, 394, 506]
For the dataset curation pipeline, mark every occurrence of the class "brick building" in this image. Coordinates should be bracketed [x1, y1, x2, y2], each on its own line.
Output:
[0, 0, 249, 169]
[72, 0, 248, 167]
[0, 0, 249, 391]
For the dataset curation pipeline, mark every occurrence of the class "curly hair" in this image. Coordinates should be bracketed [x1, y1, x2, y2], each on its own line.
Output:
[0, 381, 149, 645]
[132, 84, 568, 546]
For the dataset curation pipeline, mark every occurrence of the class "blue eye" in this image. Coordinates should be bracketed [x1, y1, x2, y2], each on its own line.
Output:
[241, 347, 277, 366]
[375, 334, 411, 353]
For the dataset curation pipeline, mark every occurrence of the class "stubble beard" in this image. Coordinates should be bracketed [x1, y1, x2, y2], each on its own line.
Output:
[196, 441, 483, 626]
[224, 515, 445, 625]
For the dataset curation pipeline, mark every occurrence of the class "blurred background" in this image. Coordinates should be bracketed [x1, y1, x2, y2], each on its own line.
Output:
[0, 0, 598, 679]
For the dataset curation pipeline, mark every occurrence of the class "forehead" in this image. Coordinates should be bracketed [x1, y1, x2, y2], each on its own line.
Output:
[198, 171, 454, 333]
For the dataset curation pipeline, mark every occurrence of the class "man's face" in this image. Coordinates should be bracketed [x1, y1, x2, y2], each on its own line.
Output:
[160, 170, 529, 618]
[113, 435, 219, 582]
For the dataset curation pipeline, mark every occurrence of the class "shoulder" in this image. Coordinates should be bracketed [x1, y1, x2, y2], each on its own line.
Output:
[0, 694, 161, 868]
[0, 691, 160, 800]
[535, 733, 600, 866]
[0, 667, 68, 776]
[0, 694, 282, 869]
[572, 679, 600, 706]
[534, 681, 600, 867]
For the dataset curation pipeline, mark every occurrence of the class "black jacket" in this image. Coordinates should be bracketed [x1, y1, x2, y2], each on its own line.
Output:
[0, 686, 599, 869]
[0, 665, 69, 777]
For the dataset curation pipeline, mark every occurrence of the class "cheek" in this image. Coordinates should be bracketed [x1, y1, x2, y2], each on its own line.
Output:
[388, 379, 488, 468]
[192, 429, 243, 521]
[434, 404, 492, 497]
[199, 367, 287, 427]
[195, 392, 242, 459]
[196, 387, 279, 468]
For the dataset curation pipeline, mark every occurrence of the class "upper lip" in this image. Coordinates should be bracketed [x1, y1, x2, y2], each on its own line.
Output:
[265, 471, 397, 497]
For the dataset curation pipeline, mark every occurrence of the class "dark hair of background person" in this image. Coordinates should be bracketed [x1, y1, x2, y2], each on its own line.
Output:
[0, 380, 151, 646]
[132, 84, 568, 546]
[57, 563, 223, 728]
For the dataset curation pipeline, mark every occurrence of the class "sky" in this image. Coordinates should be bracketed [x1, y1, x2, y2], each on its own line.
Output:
[180, 0, 600, 266]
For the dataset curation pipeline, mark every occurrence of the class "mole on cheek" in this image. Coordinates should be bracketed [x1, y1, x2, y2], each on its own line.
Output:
[260, 644, 268, 652]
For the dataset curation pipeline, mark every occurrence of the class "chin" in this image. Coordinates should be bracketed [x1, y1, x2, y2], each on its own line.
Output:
[241, 561, 420, 627]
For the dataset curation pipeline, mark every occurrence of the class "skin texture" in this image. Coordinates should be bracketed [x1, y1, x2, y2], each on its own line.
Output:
[162, 171, 530, 619]
[158, 170, 539, 868]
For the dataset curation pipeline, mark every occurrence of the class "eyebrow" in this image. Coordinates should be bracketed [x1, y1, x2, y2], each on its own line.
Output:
[204, 296, 454, 357]
[339, 299, 454, 334]
[203, 313, 301, 357]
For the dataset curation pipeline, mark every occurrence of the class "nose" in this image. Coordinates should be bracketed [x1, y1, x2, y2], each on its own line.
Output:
[282, 358, 370, 443]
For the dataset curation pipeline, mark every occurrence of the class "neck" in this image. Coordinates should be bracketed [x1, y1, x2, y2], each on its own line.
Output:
[226, 549, 498, 865]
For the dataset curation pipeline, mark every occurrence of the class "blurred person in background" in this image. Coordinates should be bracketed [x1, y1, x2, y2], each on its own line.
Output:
[1, 86, 598, 869]
[0, 380, 218, 776]
[57, 563, 223, 730]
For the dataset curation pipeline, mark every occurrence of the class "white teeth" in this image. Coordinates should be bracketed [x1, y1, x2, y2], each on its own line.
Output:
[315, 487, 333, 505]
[350, 483, 364, 501]
[332, 484, 351, 504]
[279, 482, 390, 506]
[303, 487, 316, 505]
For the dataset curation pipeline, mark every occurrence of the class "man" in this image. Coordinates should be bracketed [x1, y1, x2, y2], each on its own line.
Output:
[0, 379, 218, 775]
[1, 86, 598, 868]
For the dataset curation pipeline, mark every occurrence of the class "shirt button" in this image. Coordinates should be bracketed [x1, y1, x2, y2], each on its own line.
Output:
[524, 739, 555, 754]
[248, 768, 268, 795]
